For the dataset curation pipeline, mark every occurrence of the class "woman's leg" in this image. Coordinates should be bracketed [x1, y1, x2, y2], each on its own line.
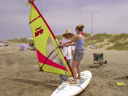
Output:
[70, 60, 79, 84]
[77, 60, 81, 79]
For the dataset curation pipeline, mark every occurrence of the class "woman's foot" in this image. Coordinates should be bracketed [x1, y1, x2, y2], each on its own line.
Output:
[126, 75, 128, 78]
[70, 80, 78, 84]
[77, 77, 81, 79]
[72, 77, 81, 81]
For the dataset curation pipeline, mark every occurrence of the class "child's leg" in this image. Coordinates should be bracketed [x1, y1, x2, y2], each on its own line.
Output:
[77, 60, 81, 79]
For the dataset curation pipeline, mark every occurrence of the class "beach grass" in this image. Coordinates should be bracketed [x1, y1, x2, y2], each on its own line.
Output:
[96, 44, 105, 49]
[9, 33, 128, 51]
[84, 33, 111, 47]
[106, 41, 128, 50]
[108, 33, 128, 43]
[56, 35, 63, 41]
[106, 42, 111, 45]
[10, 39, 34, 44]
[83, 32, 91, 37]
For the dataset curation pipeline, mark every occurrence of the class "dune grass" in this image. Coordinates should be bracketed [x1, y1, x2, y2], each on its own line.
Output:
[84, 33, 112, 47]
[9, 33, 128, 51]
[56, 35, 63, 41]
[95, 42, 111, 49]
[108, 33, 128, 43]
[10, 39, 34, 44]
[106, 41, 128, 50]
[83, 32, 91, 37]
[56, 32, 91, 41]
[96, 44, 105, 49]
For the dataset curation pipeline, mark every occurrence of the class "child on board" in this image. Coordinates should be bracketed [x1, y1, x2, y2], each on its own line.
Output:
[62, 24, 85, 84]
[59, 29, 75, 82]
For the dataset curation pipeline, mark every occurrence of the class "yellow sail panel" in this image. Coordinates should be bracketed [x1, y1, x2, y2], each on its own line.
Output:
[29, 3, 73, 76]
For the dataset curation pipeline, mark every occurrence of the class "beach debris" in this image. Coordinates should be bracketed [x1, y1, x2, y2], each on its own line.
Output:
[92, 45, 97, 49]
[83, 48, 87, 51]
[1, 44, 3, 47]
[0, 50, 6, 52]
[104, 60, 107, 64]
[117, 82, 126, 86]
[20, 43, 29, 50]
[89, 45, 97, 49]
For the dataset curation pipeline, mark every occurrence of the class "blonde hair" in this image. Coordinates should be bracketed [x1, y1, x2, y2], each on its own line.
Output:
[75, 24, 85, 32]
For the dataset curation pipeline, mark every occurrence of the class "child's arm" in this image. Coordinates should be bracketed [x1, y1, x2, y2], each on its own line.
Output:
[65, 43, 76, 46]
[59, 40, 63, 45]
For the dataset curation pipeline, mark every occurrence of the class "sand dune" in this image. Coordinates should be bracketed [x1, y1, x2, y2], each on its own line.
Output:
[0, 42, 128, 96]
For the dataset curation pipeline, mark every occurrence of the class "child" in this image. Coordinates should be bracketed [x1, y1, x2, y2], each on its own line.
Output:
[62, 24, 85, 84]
[59, 29, 74, 82]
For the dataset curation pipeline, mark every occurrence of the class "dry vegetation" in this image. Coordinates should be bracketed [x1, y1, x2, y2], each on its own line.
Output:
[84, 33, 113, 47]
[10, 33, 128, 51]
[107, 41, 128, 50]
[108, 33, 128, 43]
[10, 38, 34, 44]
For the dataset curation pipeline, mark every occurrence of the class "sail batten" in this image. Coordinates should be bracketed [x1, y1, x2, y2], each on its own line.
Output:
[31, 2, 56, 39]
[29, 15, 41, 24]
[29, 2, 73, 76]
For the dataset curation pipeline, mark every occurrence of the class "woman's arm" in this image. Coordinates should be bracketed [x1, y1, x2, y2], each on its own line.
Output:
[64, 36, 79, 45]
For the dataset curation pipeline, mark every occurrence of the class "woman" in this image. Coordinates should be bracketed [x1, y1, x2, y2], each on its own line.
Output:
[62, 24, 85, 84]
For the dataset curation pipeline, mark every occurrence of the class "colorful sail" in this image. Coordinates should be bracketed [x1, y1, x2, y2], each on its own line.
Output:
[29, 2, 73, 76]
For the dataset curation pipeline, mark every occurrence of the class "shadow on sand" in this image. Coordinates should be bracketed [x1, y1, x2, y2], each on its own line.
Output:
[11, 78, 60, 91]
[10, 78, 91, 95]
[88, 65, 101, 69]
[114, 76, 128, 80]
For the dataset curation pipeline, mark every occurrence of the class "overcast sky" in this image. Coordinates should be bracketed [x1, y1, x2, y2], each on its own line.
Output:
[0, 0, 128, 41]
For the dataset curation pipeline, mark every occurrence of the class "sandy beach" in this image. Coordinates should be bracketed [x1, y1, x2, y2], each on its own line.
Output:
[0, 42, 128, 96]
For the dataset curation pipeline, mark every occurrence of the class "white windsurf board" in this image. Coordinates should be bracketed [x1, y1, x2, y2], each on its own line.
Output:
[51, 71, 92, 96]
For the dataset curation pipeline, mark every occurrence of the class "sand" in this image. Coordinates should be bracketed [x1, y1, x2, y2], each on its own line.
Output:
[0, 42, 128, 96]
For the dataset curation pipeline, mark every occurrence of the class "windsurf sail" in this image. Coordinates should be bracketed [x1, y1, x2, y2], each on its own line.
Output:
[29, 2, 73, 76]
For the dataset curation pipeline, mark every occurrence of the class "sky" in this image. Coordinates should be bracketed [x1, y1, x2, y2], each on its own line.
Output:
[0, 0, 128, 41]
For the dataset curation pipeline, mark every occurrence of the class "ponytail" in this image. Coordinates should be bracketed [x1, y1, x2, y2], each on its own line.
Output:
[75, 24, 85, 31]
